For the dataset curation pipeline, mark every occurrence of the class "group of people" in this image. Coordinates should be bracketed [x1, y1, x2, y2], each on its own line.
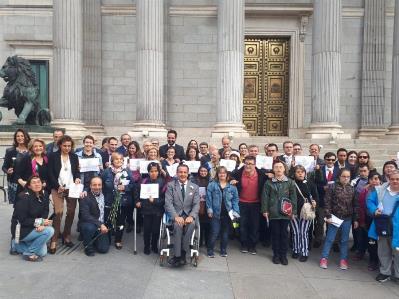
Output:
[2, 128, 399, 282]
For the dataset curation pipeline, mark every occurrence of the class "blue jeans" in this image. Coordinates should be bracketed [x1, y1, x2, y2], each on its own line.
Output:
[80, 222, 110, 253]
[321, 218, 352, 260]
[15, 226, 54, 257]
[207, 215, 230, 255]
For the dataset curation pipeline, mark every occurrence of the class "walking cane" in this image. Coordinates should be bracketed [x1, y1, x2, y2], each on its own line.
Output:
[84, 225, 124, 250]
[133, 208, 137, 255]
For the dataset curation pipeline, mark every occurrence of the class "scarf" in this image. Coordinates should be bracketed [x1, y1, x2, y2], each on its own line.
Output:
[111, 165, 124, 188]
[31, 156, 48, 176]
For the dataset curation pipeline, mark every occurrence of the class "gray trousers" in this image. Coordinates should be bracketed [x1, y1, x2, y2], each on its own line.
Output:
[378, 236, 399, 277]
[173, 221, 195, 257]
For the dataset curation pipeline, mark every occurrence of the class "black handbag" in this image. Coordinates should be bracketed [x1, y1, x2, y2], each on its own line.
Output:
[374, 203, 399, 237]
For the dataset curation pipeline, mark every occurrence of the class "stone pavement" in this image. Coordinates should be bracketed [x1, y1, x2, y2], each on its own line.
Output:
[0, 201, 398, 299]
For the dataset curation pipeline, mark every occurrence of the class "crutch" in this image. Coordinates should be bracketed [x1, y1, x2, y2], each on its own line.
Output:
[133, 207, 137, 254]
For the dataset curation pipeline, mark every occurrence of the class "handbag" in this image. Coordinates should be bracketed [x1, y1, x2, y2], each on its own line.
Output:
[279, 197, 293, 217]
[295, 182, 316, 221]
[374, 202, 399, 237]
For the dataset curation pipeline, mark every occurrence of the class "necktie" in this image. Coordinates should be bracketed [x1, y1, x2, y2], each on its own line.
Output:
[327, 170, 333, 181]
[181, 183, 185, 200]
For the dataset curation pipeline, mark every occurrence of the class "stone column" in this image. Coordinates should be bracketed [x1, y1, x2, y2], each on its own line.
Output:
[212, 0, 248, 137]
[388, 0, 399, 134]
[52, 0, 86, 136]
[306, 0, 346, 139]
[82, 0, 104, 135]
[131, 0, 166, 137]
[359, 0, 387, 137]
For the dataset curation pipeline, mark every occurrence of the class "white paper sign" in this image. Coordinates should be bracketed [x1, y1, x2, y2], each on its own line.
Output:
[129, 158, 145, 171]
[324, 214, 344, 228]
[140, 183, 159, 199]
[294, 156, 316, 173]
[256, 155, 274, 170]
[220, 159, 236, 172]
[199, 187, 206, 201]
[68, 183, 84, 198]
[183, 161, 201, 173]
[140, 160, 159, 174]
[120, 179, 130, 186]
[166, 163, 179, 177]
[79, 158, 100, 173]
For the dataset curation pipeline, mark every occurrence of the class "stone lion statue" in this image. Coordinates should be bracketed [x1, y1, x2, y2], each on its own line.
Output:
[0, 55, 51, 125]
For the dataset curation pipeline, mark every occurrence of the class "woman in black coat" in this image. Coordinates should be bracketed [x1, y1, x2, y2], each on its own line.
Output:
[1, 128, 30, 204]
[14, 138, 50, 195]
[11, 175, 54, 261]
[47, 135, 80, 253]
[135, 162, 166, 254]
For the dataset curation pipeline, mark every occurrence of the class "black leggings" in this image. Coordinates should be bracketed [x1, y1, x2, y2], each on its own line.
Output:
[143, 214, 162, 250]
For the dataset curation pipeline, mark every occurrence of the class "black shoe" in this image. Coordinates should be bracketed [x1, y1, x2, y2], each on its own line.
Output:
[249, 247, 257, 255]
[136, 226, 142, 234]
[272, 256, 280, 264]
[280, 256, 288, 265]
[62, 237, 75, 248]
[168, 256, 181, 267]
[152, 246, 158, 254]
[9, 248, 19, 255]
[313, 241, 321, 248]
[299, 255, 308, 262]
[332, 243, 340, 253]
[292, 252, 299, 259]
[376, 273, 391, 283]
[240, 246, 248, 253]
[85, 250, 95, 257]
[144, 247, 151, 255]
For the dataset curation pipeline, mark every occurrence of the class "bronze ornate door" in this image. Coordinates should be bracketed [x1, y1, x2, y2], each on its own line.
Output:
[243, 37, 290, 136]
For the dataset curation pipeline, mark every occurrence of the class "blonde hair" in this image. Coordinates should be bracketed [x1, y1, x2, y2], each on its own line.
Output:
[28, 138, 46, 155]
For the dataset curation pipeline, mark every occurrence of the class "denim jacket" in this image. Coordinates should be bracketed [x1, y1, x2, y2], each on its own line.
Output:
[206, 181, 239, 219]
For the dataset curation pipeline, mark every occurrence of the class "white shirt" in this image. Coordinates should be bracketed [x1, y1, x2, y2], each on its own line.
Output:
[58, 157, 74, 188]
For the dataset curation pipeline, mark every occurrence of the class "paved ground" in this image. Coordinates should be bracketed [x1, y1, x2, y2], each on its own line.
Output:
[0, 200, 398, 299]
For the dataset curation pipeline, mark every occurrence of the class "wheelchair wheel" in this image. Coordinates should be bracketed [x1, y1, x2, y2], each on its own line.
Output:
[159, 253, 167, 267]
[191, 253, 198, 267]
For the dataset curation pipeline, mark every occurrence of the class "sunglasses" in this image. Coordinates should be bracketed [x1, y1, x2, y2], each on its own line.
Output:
[359, 156, 368, 159]
[325, 158, 335, 161]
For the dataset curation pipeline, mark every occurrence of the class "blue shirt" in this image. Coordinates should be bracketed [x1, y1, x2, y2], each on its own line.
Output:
[382, 187, 399, 215]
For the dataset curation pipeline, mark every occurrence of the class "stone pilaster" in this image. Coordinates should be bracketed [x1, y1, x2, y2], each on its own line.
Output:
[306, 0, 346, 139]
[82, 0, 104, 135]
[359, 0, 387, 137]
[131, 0, 166, 137]
[388, 0, 399, 134]
[212, 0, 248, 137]
[52, 0, 86, 137]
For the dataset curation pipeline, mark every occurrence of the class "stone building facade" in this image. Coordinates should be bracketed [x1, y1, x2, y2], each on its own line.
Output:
[0, 0, 398, 139]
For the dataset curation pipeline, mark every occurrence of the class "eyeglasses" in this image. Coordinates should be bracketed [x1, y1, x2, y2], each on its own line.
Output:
[359, 156, 368, 159]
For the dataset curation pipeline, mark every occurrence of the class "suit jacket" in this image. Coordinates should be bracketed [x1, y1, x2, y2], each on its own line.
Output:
[79, 192, 103, 227]
[159, 144, 185, 161]
[48, 151, 80, 190]
[164, 179, 200, 220]
[334, 160, 350, 169]
[116, 145, 128, 156]
[314, 165, 340, 207]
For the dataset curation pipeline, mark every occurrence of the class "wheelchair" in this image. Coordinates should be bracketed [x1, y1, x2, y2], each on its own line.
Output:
[158, 213, 200, 267]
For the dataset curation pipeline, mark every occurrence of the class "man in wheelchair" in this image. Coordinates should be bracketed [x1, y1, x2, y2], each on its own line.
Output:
[165, 164, 200, 267]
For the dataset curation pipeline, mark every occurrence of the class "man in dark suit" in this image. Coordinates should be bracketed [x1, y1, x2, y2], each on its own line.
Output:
[278, 141, 294, 168]
[335, 148, 350, 169]
[116, 133, 131, 156]
[101, 137, 118, 169]
[46, 129, 64, 156]
[218, 136, 237, 157]
[309, 144, 325, 167]
[159, 129, 185, 161]
[164, 164, 200, 266]
[313, 152, 340, 248]
[79, 176, 110, 256]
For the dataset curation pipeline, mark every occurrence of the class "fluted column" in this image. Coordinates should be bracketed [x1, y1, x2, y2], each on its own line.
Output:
[388, 0, 399, 134]
[133, 0, 166, 133]
[212, 0, 248, 137]
[52, 0, 85, 134]
[82, 0, 104, 134]
[307, 0, 344, 139]
[359, 0, 387, 137]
